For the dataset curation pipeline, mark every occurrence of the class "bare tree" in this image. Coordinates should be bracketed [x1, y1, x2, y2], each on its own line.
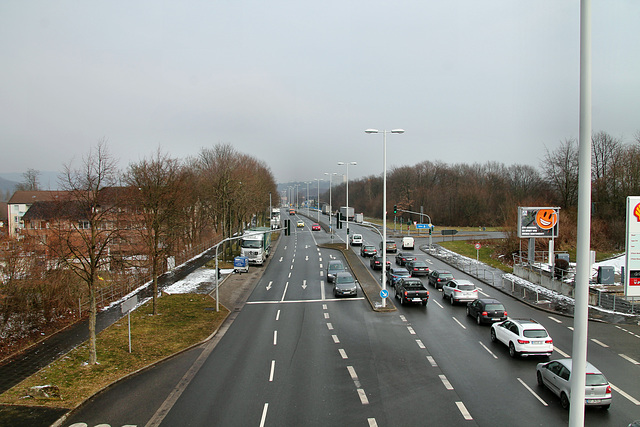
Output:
[541, 139, 579, 207]
[51, 140, 120, 365]
[15, 169, 40, 191]
[124, 149, 185, 315]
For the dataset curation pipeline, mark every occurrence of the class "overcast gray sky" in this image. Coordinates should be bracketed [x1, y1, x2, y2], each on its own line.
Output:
[1, 1, 638, 184]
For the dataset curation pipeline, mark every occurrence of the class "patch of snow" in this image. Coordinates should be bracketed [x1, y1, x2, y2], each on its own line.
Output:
[164, 268, 233, 295]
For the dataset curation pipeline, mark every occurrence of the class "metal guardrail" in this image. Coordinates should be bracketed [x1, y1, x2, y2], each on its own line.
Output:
[425, 245, 640, 320]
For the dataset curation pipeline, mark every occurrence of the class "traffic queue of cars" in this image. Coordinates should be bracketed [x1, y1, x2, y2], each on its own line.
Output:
[326, 259, 358, 298]
[352, 235, 612, 411]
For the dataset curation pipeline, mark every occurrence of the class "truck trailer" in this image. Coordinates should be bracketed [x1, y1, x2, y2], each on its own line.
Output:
[340, 206, 355, 221]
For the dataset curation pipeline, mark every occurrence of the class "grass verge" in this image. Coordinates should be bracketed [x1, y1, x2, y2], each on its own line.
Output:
[0, 293, 228, 409]
[439, 240, 512, 273]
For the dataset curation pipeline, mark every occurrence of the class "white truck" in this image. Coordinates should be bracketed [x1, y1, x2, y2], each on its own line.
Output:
[270, 208, 281, 229]
[340, 206, 355, 221]
[240, 227, 272, 265]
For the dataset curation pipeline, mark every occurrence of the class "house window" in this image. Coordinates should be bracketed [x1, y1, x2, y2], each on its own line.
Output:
[79, 221, 90, 229]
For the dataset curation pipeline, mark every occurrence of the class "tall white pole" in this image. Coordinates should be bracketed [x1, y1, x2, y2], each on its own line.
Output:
[382, 132, 388, 307]
[569, 1, 591, 425]
[315, 178, 322, 222]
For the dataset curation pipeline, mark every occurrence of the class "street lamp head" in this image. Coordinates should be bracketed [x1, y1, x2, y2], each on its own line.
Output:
[391, 129, 405, 134]
[365, 129, 379, 134]
[350, 161, 357, 166]
[337, 162, 345, 166]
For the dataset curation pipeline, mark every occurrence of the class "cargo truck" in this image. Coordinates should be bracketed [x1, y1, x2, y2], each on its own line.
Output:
[270, 208, 281, 229]
[240, 227, 272, 265]
[340, 206, 355, 221]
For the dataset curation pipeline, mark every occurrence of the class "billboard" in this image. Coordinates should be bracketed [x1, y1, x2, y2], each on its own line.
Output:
[624, 197, 640, 297]
[517, 207, 560, 238]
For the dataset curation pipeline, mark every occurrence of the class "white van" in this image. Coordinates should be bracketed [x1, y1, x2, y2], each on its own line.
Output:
[350, 234, 363, 246]
[402, 236, 415, 250]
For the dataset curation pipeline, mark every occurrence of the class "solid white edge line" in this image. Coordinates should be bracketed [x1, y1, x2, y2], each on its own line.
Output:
[610, 383, 640, 405]
[479, 341, 498, 359]
[517, 377, 548, 406]
[269, 360, 275, 382]
[259, 403, 269, 427]
[455, 401, 473, 420]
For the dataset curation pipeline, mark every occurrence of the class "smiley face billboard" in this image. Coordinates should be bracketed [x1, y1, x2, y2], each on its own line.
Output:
[517, 207, 559, 238]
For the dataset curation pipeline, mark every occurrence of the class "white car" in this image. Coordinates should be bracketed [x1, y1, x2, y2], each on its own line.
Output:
[536, 359, 611, 410]
[491, 318, 553, 358]
[442, 279, 478, 305]
[350, 233, 363, 246]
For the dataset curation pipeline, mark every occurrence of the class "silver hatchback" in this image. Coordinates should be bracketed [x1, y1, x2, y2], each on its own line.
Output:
[536, 359, 611, 410]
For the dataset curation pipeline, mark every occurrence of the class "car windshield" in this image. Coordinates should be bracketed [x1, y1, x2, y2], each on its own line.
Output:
[241, 240, 262, 248]
[585, 373, 608, 386]
[485, 304, 505, 311]
[458, 284, 475, 290]
[523, 329, 548, 338]
[336, 275, 354, 284]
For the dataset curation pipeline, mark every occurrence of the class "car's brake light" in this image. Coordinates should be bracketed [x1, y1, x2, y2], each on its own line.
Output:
[545, 339, 553, 344]
[404, 291, 408, 296]
[605, 385, 611, 394]
[454, 289, 462, 293]
[503, 312, 508, 316]
[517, 339, 530, 344]
[481, 311, 488, 316]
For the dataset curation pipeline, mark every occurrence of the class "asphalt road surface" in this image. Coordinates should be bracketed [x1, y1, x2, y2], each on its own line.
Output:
[63, 214, 640, 427]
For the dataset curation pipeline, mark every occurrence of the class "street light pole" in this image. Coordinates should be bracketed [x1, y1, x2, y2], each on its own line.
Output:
[338, 161, 357, 249]
[366, 128, 404, 308]
[324, 172, 338, 235]
[314, 178, 323, 222]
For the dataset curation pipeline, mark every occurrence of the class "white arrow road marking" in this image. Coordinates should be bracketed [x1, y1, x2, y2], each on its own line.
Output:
[266, 281, 272, 291]
[302, 280, 307, 289]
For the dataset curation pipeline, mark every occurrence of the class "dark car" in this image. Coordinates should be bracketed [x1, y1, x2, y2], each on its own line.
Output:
[466, 298, 507, 325]
[360, 244, 377, 257]
[333, 272, 358, 298]
[386, 267, 411, 288]
[395, 252, 417, 266]
[370, 255, 391, 270]
[406, 260, 429, 276]
[327, 259, 346, 283]
[428, 269, 454, 290]
[395, 277, 429, 306]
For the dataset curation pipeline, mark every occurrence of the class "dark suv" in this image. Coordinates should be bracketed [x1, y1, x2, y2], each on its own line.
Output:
[428, 269, 454, 290]
[466, 298, 507, 325]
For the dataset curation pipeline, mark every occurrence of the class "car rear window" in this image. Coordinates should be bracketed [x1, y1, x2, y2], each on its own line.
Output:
[585, 373, 608, 386]
[405, 283, 423, 288]
[484, 304, 505, 311]
[329, 263, 344, 271]
[441, 273, 453, 279]
[412, 262, 427, 267]
[458, 284, 475, 290]
[523, 329, 548, 338]
[336, 275, 354, 284]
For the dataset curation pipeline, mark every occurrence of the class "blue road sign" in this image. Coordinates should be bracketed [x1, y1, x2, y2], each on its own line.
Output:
[380, 289, 389, 299]
[416, 223, 433, 229]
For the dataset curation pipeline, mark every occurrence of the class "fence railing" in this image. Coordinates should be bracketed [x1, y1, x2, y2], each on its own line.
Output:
[426, 246, 640, 318]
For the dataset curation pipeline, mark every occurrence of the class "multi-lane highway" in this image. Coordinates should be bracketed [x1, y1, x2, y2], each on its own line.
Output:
[64, 213, 640, 426]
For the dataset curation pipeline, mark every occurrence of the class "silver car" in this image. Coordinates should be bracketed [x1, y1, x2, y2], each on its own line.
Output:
[442, 279, 478, 305]
[536, 359, 611, 410]
[326, 260, 346, 283]
[333, 272, 358, 297]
